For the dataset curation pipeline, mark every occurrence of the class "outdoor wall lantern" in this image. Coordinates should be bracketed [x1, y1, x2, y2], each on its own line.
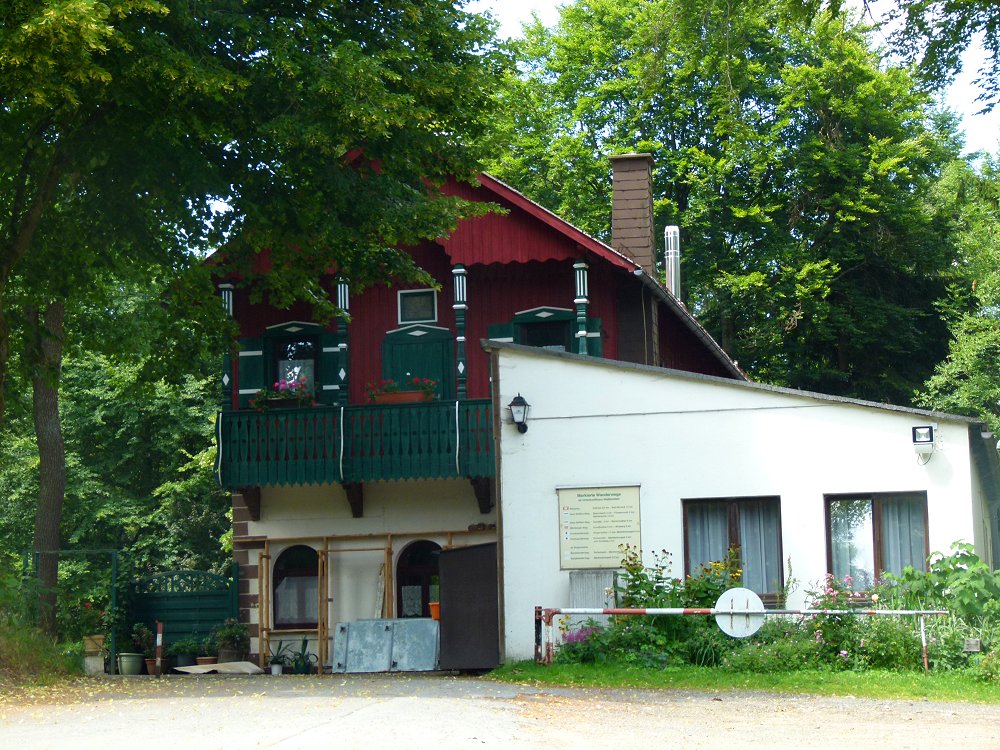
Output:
[912, 425, 935, 462]
[508, 394, 530, 434]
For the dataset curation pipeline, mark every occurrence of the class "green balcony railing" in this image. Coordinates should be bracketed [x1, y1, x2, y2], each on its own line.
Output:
[215, 399, 494, 488]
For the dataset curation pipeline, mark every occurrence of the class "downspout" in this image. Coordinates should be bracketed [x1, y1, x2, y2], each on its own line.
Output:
[488, 345, 507, 661]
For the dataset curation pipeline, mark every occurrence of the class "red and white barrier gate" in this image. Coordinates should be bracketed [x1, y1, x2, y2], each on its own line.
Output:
[534, 588, 948, 671]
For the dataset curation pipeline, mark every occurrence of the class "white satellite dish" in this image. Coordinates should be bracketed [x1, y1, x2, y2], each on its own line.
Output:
[714, 587, 766, 638]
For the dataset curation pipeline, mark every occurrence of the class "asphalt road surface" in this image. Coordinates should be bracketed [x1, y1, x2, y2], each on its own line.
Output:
[2, 673, 998, 749]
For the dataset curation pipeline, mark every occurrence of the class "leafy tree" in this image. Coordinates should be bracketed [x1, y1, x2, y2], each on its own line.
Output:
[489, 0, 962, 403]
[889, 0, 1000, 113]
[918, 157, 1000, 431]
[1, 0, 506, 632]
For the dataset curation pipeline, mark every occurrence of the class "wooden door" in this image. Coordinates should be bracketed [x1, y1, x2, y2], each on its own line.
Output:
[438, 542, 499, 670]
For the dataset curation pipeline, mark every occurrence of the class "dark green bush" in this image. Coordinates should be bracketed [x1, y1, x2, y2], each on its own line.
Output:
[722, 621, 827, 672]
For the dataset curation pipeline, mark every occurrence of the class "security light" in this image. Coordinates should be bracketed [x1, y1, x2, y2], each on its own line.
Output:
[912, 425, 935, 456]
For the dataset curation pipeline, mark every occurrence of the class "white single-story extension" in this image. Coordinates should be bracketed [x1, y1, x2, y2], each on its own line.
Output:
[489, 342, 1000, 661]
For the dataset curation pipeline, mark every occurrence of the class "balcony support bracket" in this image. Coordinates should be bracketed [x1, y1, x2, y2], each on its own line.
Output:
[470, 477, 493, 514]
[344, 482, 364, 518]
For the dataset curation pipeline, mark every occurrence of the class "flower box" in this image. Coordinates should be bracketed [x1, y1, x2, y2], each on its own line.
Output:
[371, 391, 433, 405]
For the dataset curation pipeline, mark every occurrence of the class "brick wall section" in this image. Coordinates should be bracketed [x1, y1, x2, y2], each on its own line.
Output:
[610, 153, 655, 276]
[232, 493, 260, 660]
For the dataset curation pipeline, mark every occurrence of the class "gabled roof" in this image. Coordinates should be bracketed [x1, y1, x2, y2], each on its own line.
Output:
[445, 174, 745, 380]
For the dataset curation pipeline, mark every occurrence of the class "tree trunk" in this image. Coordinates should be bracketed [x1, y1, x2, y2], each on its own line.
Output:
[28, 303, 66, 635]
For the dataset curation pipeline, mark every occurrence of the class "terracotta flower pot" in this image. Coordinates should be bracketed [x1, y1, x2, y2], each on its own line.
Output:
[371, 391, 432, 404]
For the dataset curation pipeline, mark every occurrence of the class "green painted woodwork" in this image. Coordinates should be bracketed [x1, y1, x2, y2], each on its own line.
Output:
[216, 399, 494, 488]
[238, 326, 344, 408]
[489, 310, 601, 355]
[587, 317, 603, 356]
[237, 337, 265, 409]
[512, 307, 575, 323]
[382, 325, 454, 398]
[131, 564, 238, 647]
[487, 322, 514, 340]
[317, 329, 341, 405]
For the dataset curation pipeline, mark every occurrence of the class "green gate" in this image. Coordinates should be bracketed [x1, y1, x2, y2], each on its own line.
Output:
[131, 562, 239, 647]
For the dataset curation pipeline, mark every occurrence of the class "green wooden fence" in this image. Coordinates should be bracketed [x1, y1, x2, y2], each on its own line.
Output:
[216, 399, 494, 488]
[131, 563, 238, 647]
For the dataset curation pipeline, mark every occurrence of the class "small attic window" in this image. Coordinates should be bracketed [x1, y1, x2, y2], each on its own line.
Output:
[398, 289, 437, 325]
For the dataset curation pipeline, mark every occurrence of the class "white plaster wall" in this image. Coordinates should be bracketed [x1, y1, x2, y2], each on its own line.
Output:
[246, 478, 496, 641]
[496, 347, 985, 661]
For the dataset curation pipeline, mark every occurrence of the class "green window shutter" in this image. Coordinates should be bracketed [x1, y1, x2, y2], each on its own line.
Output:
[317, 330, 342, 405]
[382, 326, 454, 398]
[237, 337, 265, 409]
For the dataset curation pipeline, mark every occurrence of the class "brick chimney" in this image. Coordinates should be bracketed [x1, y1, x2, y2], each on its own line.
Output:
[610, 153, 655, 276]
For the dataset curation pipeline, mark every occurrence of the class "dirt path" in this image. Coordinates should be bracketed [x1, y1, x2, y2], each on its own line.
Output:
[1, 674, 997, 749]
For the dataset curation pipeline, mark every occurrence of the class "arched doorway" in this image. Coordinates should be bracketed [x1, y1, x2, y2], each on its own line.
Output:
[273, 545, 319, 628]
[396, 540, 441, 618]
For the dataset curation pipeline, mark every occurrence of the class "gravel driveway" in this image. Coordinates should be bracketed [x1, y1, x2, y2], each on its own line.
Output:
[1, 673, 998, 749]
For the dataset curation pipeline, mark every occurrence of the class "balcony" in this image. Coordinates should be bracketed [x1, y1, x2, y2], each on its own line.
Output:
[215, 399, 494, 489]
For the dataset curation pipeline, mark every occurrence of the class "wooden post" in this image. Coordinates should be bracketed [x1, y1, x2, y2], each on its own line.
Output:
[453, 265, 468, 398]
[574, 261, 589, 355]
[155, 621, 163, 678]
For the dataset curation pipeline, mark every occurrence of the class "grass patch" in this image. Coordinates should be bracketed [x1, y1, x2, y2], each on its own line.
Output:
[0, 618, 82, 693]
[489, 661, 1000, 704]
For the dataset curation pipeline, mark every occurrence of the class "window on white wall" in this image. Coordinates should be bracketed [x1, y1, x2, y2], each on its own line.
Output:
[683, 497, 782, 595]
[826, 492, 928, 591]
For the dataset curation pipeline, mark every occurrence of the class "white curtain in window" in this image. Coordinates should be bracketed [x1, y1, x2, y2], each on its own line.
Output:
[275, 576, 318, 626]
[687, 502, 728, 573]
[830, 499, 875, 590]
[739, 499, 781, 593]
[879, 493, 927, 575]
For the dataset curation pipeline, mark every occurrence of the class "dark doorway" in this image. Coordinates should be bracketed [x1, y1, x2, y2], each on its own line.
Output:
[438, 542, 499, 670]
[396, 540, 441, 618]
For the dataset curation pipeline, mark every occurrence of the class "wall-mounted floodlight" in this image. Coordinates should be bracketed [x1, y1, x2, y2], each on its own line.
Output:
[912, 425, 935, 462]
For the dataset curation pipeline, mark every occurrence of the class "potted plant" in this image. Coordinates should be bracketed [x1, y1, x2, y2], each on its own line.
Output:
[78, 597, 107, 655]
[213, 618, 249, 663]
[267, 640, 292, 675]
[197, 634, 218, 665]
[410, 376, 438, 399]
[290, 637, 318, 675]
[116, 623, 151, 676]
[250, 376, 316, 411]
[365, 377, 437, 404]
[167, 637, 200, 670]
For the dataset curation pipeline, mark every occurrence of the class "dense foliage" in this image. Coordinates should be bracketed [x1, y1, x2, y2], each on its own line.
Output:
[916, 157, 1000, 432]
[1, 0, 507, 635]
[489, 0, 973, 405]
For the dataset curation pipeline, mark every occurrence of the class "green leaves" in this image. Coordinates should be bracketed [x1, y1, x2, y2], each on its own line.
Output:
[490, 0, 965, 404]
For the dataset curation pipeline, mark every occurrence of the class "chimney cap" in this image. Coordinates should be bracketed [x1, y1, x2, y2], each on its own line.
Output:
[609, 153, 653, 166]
